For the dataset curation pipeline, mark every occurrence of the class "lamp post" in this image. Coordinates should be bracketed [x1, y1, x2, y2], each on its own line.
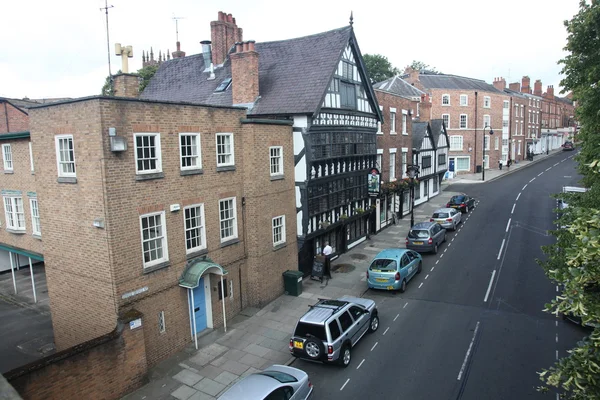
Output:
[482, 124, 494, 181]
[406, 164, 420, 227]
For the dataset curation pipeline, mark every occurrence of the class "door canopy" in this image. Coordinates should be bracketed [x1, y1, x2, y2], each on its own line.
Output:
[179, 256, 228, 289]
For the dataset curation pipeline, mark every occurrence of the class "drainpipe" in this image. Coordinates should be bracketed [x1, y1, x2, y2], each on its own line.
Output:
[3, 102, 9, 132]
[474, 91, 478, 173]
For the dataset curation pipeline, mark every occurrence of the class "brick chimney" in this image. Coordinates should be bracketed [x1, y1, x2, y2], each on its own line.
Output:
[546, 85, 555, 100]
[521, 76, 531, 94]
[230, 41, 259, 105]
[509, 82, 520, 92]
[493, 77, 506, 91]
[403, 66, 425, 92]
[533, 80, 542, 96]
[210, 11, 243, 66]
[172, 41, 186, 59]
[112, 73, 140, 98]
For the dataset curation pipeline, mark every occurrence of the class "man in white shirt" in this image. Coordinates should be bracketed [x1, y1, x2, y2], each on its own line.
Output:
[322, 242, 332, 256]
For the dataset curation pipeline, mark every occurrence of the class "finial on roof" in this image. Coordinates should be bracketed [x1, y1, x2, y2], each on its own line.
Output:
[349, 11, 353, 26]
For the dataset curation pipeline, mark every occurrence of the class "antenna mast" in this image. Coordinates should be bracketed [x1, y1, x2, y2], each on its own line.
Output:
[173, 16, 185, 42]
[101, 0, 115, 84]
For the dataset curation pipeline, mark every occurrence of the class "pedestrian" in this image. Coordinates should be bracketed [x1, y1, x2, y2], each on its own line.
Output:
[498, 159, 503, 170]
[507, 159, 512, 170]
[322, 242, 332, 256]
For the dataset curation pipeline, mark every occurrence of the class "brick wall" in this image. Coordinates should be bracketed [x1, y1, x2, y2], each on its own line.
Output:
[113, 73, 140, 98]
[0, 101, 29, 133]
[6, 312, 147, 400]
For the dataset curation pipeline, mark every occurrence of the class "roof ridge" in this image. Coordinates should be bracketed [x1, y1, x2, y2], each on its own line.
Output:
[256, 25, 351, 46]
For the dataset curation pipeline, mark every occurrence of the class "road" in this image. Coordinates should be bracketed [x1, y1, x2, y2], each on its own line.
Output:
[291, 152, 589, 399]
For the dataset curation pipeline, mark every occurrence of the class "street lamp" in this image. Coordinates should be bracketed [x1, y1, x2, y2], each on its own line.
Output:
[406, 164, 420, 227]
[482, 124, 494, 181]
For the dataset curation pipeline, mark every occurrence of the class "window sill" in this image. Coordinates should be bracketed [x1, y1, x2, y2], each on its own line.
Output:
[33, 234, 42, 240]
[270, 174, 284, 181]
[6, 228, 26, 235]
[390, 132, 397, 135]
[441, 104, 450, 106]
[273, 242, 287, 252]
[186, 248, 208, 260]
[216, 165, 236, 172]
[402, 132, 408, 136]
[136, 172, 164, 181]
[57, 177, 77, 184]
[181, 169, 204, 177]
[143, 261, 170, 274]
[376, 132, 383, 135]
[4, 170, 14, 174]
[220, 238, 240, 248]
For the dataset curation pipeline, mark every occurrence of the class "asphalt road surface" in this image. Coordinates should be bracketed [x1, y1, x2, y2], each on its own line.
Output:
[291, 152, 589, 400]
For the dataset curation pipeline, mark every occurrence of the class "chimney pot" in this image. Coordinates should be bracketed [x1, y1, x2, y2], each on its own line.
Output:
[227, 13, 233, 23]
[243, 41, 249, 52]
[235, 42, 243, 52]
[218, 11, 224, 21]
[248, 40, 255, 52]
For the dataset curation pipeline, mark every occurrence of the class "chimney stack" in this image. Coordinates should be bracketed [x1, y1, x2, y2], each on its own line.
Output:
[172, 41, 186, 59]
[230, 40, 259, 105]
[112, 73, 140, 98]
[534, 79, 542, 96]
[521, 76, 531, 94]
[509, 82, 520, 92]
[210, 11, 243, 66]
[493, 77, 506, 91]
[546, 85, 555, 99]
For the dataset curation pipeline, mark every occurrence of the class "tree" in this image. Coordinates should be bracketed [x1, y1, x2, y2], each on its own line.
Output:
[407, 60, 441, 74]
[100, 64, 159, 96]
[537, 2, 600, 399]
[363, 54, 399, 83]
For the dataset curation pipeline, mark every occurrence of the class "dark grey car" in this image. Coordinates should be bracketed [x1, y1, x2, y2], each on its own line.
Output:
[405, 221, 446, 254]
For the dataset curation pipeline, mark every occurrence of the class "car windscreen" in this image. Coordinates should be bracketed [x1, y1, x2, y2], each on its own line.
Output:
[449, 196, 464, 204]
[369, 258, 397, 271]
[433, 212, 448, 218]
[294, 322, 326, 341]
[408, 229, 430, 239]
[258, 371, 298, 383]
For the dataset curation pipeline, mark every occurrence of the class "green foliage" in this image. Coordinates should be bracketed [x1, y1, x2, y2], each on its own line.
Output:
[99, 64, 159, 96]
[101, 70, 120, 96]
[537, 2, 600, 398]
[408, 60, 441, 74]
[363, 54, 399, 83]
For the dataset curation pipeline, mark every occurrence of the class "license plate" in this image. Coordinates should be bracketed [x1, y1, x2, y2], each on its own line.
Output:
[413, 241, 423, 245]
[293, 341, 303, 349]
[451, 205, 458, 208]
[375, 278, 387, 282]
[386, 286, 394, 290]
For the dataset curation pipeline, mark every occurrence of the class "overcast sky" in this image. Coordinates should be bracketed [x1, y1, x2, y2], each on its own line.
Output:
[0, 0, 580, 100]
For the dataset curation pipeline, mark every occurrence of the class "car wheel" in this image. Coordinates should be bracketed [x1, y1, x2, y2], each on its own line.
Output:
[304, 338, 324, 360]
[417, 261, 422, 274]
[399, 279, 407, 293]
[433, 244, 438, 254]
[369, 314, 379, 333]
[339, 345, 351, 368]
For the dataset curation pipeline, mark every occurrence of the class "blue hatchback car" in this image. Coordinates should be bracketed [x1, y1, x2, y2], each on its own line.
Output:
[367, 249, 423, 293]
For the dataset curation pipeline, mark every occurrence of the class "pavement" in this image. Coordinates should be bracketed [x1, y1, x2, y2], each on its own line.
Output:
[123, 148, 564, 400]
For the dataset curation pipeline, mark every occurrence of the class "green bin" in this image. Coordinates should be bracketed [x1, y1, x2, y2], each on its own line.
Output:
[282, 270, 304, 296]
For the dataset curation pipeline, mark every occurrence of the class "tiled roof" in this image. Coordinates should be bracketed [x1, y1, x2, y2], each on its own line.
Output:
[141, 26, 353, 116]
[412, 121, 429, 150]
[373, 76, 425, 98]
[417, 73, 502, 93]
[430, 119, 448, 149]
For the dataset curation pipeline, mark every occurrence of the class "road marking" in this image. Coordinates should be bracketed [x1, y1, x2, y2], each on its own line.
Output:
[556, 334, 558, 343]
[546, 167, 551, 171]
[403, 302, 408, 309]
[554, 163, 559, 166]
[436, 260, 440, 265]
[511, 204, 516, 214]
[418, 282, 424, 288]
[431, 267, 435, 271]
[458, 321, 480, 380]
[556, 350, 559, 360]
[357, 359, 365, 369]
[444, 248, 448, 253]
[497, 239, 505, 260]
[522, 184, 528, 190]
[440, 253, 444, 258]
[484, 270, 497, 302]
[383, 327, 389, 336]
[394, 314, 399, 321]
[340, 378, 350, 391]
[538, 172, 543, 177]
[556, 285, 559, 292]
[448, 243, 451, 247]
[371, 342, 378, 351]
[452, 237, 455, 242]
[458, 228, 462, 232]
[516, 193, 521, 201]
[555, 321, 558, 327]
[529, 178, 535, 183]
[506, 218, 511, 232]
[425, 274, 429, 280]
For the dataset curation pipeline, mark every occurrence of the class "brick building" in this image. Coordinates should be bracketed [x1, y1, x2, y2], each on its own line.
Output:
[141, 12, 383, 276]
[0, 98, 32, 134]
[404, 69, 508, 174]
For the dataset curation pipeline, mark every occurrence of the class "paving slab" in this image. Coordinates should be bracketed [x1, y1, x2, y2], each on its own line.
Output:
[220, 359, 251, 375]
[196, 364, 225, 380]
[239, 353, 270, 369]
[173, 369, 203, 387]
[188, 391, 215, 400]
[214, 370, 239, 386]
[222, 348, 246, 361]
[171, 385, 198, 400]
[194, 378, 226, 397]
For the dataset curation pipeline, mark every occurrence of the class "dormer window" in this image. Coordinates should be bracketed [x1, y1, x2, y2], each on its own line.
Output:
[215, 78, 232, 92]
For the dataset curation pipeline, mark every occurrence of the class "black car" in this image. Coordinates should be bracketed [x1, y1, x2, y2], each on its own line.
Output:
[563, 141, 575, 151]
[446, 194, 475, 213]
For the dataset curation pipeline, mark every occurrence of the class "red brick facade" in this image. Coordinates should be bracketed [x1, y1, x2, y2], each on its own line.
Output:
[0, 100, 29, 133]
[210, 11, 243, 66]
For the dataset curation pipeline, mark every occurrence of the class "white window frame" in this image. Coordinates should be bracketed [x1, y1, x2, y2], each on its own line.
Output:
[272, 215, 286, 246]
[376, 151, 383, 171]
[4, 196, 26, 231]
[29, 142, 34, 173]
[483, 96, 491, 108]
[134, 133, 162, 175]
[460, 94, 468, 106]
[389, 148, 397, 181]
[390, 108, 397, 134]
[449, 135, 463, 151]
[518, 141, 522, 155]
[219, 197, 238, 242]
[216, 133, 235, 167]
[2, 144, 13, 171]
[159, 311, 166, 333]
[503, 100, 509, 109]
[401, 110, 407, 135]
[30, 197, 41, 236]
[484, 154, 490, 169]
[139, 211, 169, 269]
[455, 156, 471, 171]
[377, 106, 383, 135]
[483, 115, 491, 128]
[459, 114, 468, 129]
[442, 114, 450, 130]
[401, 149, 408, 178]
[55, 135, 76, 178]
[184, 204, 206, 254]
[442, 94, 450, 106]
[494, 137, 499, 150]
[269, 146, 283, 176]
[484, 135, 490, 150]
[179, 133, 202, 171]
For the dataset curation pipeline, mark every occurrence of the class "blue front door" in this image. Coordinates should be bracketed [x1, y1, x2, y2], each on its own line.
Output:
[192, 278, 207, 333]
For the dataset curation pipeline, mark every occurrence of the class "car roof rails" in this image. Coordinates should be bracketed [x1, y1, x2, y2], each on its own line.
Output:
[309, 298, 348, 313]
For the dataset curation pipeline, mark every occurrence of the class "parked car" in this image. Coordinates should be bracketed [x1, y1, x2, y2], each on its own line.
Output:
[366, 248, 422, 293]
[406, 221, 447, 254]
[446, 194, 476, 213]
[561, 312, 600, 329]
[289, 296, 378, 368]
[430, 207, 462, 230]
[218, 364, 313, 400]
[562, 141, 575, 151]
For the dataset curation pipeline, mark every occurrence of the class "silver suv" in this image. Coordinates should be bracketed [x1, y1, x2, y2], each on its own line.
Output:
[289, 295, 379, 368]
